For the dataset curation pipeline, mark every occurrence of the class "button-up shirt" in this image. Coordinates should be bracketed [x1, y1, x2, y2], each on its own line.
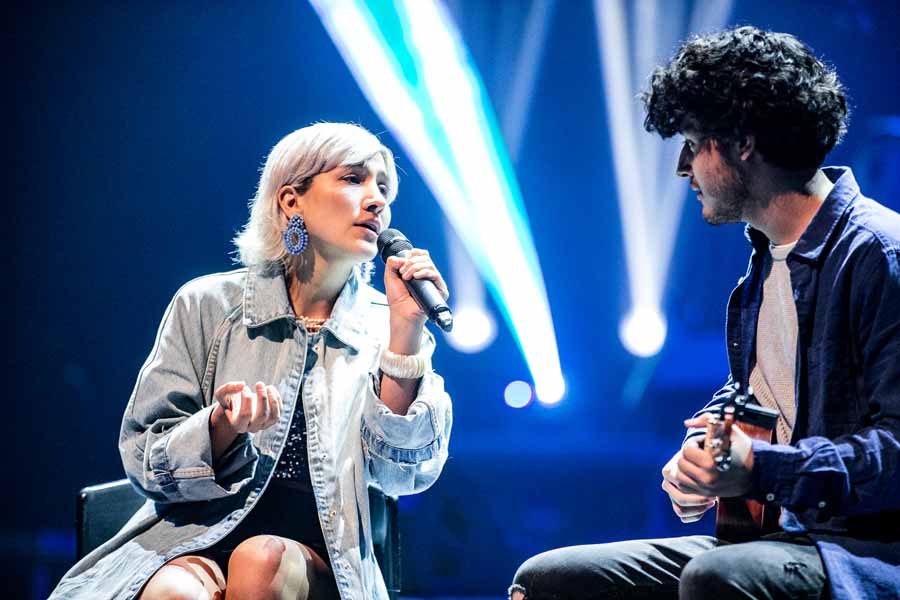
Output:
[692, 167, 900, 598]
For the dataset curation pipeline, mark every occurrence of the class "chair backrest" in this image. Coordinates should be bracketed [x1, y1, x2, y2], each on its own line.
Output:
[76, 479, 400, 596]
[76, 480, 145, 559]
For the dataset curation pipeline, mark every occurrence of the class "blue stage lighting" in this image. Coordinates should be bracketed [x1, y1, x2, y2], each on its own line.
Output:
[619, 305, 667, 358]
[446, 304, 497, 354]
[311, 0, 564, 403]
[592, 0, 733, 358]
[504, 380, 533, 409]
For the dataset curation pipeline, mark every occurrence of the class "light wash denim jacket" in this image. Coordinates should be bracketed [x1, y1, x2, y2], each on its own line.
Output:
[50, 266, 453, 599]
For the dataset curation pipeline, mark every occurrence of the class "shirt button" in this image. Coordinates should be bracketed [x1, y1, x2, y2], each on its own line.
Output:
[765, 493, 775, 502]
[818, 500, 826, 508]
[330, 510, 337, 518]
[732, 342, 739, 348]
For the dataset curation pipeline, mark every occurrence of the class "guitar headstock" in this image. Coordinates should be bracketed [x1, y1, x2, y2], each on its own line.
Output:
[704, 405, 735, 472]
[703, 384, 752, 472]
[703, 384, 778, 471]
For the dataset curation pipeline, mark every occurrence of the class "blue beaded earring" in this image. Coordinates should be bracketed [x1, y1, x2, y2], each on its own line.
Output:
[283, 214, 308, 255]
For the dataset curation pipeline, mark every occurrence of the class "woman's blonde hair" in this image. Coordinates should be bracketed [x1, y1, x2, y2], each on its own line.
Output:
[234, 122, 398, 277]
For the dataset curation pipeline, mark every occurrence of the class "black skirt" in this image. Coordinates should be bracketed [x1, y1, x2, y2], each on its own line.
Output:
[201, 479, 331, 573]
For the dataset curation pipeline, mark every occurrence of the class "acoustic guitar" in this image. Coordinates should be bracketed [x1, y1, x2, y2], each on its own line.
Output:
[703, 385, 781, 543]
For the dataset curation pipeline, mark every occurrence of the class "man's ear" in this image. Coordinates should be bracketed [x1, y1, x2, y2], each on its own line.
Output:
[736, 134, 756, 162]
[277, 185, 301, 217]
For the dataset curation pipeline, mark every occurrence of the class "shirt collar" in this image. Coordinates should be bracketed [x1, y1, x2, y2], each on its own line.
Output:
[242, 265, 371, 352]
[320, 271, 372, 352]
[745, 166, 859, 261]
[242, 266, 295, 328]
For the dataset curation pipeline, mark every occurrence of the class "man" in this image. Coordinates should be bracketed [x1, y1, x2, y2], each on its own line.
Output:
[510, 26, 900, 600]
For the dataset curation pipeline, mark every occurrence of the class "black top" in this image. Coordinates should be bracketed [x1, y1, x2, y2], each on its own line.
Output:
[272, 333, 320, 486]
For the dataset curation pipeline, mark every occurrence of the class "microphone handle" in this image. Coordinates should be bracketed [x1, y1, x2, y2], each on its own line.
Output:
[396, 249, 453, 331]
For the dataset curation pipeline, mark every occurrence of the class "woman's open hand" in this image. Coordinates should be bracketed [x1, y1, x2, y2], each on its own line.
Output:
[212, 381, 283, 435]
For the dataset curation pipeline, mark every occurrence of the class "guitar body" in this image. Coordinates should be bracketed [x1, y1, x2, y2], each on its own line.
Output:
[704, 389, 782, 543]
[715, 421, 781, 543]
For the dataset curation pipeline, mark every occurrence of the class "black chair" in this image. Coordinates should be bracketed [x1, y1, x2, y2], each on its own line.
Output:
[76, 479, 400, 598]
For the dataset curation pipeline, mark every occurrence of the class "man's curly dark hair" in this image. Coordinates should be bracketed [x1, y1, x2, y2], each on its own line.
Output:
[642, 26, 849, 170]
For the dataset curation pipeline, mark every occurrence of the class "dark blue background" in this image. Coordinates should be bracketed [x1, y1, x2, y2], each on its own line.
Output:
[9, 1, 900, 597]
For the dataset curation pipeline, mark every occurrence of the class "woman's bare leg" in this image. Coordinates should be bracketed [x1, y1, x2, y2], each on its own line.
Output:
[138, 555, 226, 600]
[225, 535, 339, 600]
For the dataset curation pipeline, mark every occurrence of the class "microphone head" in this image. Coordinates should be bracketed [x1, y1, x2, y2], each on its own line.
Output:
[377, 228, 412, 262]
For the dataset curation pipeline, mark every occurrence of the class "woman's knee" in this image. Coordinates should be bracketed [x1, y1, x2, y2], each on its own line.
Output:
[228, 535, 315, 599]
[139, 562, 220, 600]
[229, 535, 290, 578]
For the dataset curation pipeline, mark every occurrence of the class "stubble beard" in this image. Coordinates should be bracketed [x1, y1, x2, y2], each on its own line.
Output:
[703, 162, 752, 226]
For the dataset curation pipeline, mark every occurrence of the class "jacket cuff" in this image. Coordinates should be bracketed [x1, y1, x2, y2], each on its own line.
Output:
[148, 404, 257, 501]
[362, 370, 449, 464]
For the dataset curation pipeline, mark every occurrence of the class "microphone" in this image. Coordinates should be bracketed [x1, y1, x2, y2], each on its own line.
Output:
[377, 228, 453, 332]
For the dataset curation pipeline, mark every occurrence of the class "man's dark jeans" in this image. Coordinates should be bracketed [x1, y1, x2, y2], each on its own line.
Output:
[509, 534, 827, 599]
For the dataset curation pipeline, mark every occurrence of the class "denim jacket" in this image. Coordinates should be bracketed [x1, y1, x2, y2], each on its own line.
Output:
[691, 168, 900, 598]
[50, 266, 453, 599]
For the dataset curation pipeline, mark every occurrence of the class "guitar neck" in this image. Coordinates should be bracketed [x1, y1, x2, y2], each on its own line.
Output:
[710, 390, 781, 542]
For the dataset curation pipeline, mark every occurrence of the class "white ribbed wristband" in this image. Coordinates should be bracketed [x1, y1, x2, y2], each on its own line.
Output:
[379, 348, 430, 379]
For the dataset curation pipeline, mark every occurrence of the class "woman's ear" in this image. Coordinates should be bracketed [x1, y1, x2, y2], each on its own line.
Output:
[277, 185, 300, 217]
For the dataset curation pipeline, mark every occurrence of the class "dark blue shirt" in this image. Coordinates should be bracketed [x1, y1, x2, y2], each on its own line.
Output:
[698, 167, 900, 598]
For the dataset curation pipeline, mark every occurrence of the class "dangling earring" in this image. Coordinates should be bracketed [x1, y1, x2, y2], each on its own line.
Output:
[283, 214, 308, 255]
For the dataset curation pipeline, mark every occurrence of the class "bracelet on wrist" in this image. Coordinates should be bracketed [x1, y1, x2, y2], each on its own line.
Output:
[379, 348, 430, 379]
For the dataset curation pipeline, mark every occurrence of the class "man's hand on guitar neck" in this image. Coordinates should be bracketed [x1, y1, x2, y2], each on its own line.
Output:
[676, 413, 755, 499]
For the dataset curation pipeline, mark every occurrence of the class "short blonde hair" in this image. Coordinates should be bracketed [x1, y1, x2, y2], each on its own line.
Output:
[234, 122, 398, 273]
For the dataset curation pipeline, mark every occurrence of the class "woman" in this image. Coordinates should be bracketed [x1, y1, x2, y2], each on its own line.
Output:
[51, 123, 453, 599]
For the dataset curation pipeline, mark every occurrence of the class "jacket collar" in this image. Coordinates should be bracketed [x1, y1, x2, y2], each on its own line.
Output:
[242, 265, 371, 352]
[745, 166, 859, 261]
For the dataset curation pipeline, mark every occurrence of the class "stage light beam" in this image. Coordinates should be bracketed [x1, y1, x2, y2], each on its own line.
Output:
[619, 305, 667, 358]
[310, 0, 564, 404]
